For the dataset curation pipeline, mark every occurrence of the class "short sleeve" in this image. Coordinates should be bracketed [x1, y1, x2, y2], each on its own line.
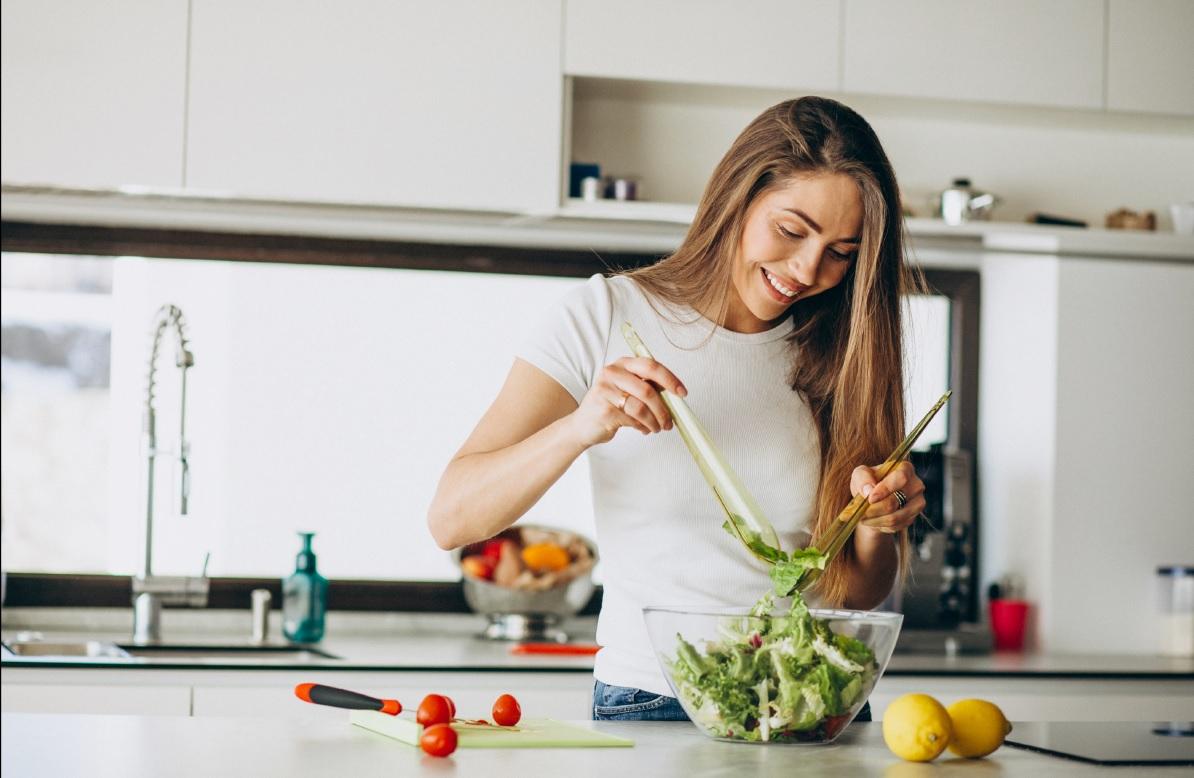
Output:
[516, 274, 614, 405]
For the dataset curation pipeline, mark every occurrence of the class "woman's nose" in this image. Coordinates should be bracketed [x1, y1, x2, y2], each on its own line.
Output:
[787, 248, 822, 287]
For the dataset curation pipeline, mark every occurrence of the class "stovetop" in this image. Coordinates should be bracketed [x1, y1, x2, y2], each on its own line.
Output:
[1006, 721, 1194, 766]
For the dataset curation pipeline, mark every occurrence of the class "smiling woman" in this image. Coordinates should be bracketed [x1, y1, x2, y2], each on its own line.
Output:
[426, 96, 931, 722]
[731, 176, 861, 330]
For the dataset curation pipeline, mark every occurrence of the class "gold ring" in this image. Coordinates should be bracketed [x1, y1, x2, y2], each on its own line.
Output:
[616, 393, 629, 411]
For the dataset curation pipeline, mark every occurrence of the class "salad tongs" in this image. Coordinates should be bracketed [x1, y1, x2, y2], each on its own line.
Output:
[622, 321, 952, 594]
[795, 390, 952, 592]
[621, 322, 783, 563]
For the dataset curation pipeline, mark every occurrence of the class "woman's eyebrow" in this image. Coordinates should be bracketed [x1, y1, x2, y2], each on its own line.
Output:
[782, 207, 860, 244]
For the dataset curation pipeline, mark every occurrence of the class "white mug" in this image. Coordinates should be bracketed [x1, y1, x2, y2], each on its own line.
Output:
[1171, 202, 1194, 235]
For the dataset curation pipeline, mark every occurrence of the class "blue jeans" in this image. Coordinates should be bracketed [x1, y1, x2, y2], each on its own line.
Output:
[591, 679, 873, 724]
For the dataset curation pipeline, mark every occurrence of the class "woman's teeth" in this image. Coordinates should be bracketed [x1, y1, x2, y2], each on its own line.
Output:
[764, 268, 798, 298]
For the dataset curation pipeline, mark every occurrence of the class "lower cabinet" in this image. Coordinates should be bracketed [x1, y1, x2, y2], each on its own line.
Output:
[0, 680, 192, 716]
[1, 668, 595, 721]
[191, 671, 595, 722]
[5, 668, 1192, 723]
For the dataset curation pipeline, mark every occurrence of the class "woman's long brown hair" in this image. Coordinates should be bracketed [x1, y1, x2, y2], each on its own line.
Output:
[625, 96, 921, 607]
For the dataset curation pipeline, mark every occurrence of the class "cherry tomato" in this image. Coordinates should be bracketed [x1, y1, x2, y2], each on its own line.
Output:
[824, 713, 852, 738]
[420, 723, 457, 757]
[444, 695, 457, 719]
[416, 694, 452, 727]
[492, 693, 521, 726]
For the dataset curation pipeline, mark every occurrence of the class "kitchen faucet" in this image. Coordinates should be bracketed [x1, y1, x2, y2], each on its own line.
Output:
[131, 304, 209, 644]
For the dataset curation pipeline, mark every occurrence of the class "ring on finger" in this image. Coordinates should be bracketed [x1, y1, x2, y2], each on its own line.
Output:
[893, 489, 908, 509]
[615, 392, 629, 411]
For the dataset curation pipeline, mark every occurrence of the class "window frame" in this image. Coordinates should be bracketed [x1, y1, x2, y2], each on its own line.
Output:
[1, 219, 979, 611]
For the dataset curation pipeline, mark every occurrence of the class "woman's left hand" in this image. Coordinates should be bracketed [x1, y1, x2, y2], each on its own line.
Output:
[850, 461, 925, 536]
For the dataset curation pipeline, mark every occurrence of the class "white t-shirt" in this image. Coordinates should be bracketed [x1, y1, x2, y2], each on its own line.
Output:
[518, 274, 823, 695]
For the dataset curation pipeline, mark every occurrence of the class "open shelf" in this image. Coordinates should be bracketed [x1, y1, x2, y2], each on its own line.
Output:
[558, 198, 696, 225]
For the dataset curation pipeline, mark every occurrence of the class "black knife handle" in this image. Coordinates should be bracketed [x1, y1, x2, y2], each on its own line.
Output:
[295, 683, 402, 715]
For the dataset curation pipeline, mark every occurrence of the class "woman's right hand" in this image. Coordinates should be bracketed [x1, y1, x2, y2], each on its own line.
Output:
[567, 357, 687, 448]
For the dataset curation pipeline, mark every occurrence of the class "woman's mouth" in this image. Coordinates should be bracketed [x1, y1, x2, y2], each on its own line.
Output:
[761, 267, 803, 303]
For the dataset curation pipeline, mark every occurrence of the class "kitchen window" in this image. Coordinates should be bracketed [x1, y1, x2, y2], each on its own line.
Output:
[0, 229, 976, 606]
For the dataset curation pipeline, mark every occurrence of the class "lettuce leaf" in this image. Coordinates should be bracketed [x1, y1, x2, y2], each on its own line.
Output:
[668, 586, 878, 741]
[769, 546, 828, 597]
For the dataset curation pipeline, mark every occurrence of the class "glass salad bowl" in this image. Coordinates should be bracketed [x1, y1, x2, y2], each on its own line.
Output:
[643, 601, 902, 744]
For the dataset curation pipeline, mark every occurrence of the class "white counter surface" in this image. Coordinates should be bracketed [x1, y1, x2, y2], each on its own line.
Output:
[3, 713, 1187, 777]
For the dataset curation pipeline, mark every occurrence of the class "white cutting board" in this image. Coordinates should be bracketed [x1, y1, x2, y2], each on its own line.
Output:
[350, 711, 634, 748]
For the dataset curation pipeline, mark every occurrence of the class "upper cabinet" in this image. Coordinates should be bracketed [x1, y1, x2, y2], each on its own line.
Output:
[185, 1, 564, 212]
[564, 0, 841, 92]
[843, 0, 1105, 110]
[0, 0, 188, 189]
[1106, 0, 1194, 116]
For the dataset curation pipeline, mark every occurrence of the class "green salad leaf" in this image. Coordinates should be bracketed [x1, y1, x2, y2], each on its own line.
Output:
[666, 586, 877, 742]
[721, 517, 788, 565]
[768, 547, 828, 597]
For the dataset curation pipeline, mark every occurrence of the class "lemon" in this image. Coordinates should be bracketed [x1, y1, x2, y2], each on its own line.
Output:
[882, 693, 952, 762]
[946, 698, 1012, 758]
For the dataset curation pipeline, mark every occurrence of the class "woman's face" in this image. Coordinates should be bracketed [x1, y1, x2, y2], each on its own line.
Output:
[726, 173, 863, 333]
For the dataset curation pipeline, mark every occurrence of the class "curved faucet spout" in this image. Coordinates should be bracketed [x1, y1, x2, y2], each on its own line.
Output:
[143, 304, 195, 578]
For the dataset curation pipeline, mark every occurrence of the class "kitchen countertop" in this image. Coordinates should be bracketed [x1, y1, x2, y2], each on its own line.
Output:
[3, 713, 1186, 776]
[4, 608, 1192, 677]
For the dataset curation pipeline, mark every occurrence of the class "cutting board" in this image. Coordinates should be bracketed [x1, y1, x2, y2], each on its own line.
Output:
[350, 711, 633, 748]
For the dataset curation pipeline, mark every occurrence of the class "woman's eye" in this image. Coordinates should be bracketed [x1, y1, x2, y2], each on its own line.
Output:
[828, 249, 854, 262]
[777, 226, 803, 240]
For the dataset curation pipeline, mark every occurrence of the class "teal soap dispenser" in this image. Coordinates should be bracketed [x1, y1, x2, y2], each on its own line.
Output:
[283, 532, 328, 643]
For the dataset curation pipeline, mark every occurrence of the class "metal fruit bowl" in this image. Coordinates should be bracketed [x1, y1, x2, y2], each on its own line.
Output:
[451, 524, 597, 642]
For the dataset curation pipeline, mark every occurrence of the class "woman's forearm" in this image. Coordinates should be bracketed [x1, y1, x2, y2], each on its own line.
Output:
[427, 414, 589, 550]
[842, 530, 899, 610]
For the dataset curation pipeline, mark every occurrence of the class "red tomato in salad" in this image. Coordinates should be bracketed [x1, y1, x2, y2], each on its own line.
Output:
[420, 723, 457, 757]
[824, 713, 852, 738]
[492, 693, 521, 726]
[417, 694, 453, 727]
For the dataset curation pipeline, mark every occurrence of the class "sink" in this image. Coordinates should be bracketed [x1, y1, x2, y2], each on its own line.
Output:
[2, 640, 131, 658]
[118, 644, 340, 661]
[2, 640, 339, 661]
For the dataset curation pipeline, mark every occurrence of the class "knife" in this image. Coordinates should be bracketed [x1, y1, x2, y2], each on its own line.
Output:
[295, 683, 402, 715]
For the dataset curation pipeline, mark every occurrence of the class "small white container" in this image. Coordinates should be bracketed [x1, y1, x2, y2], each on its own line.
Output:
[1170, 202, 1194, 235]
[580, 176, 602, 202]
[1157, 565, 1194, 657]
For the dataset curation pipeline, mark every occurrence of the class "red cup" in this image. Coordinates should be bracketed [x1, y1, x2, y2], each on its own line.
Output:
[989, 599, 1030, 651]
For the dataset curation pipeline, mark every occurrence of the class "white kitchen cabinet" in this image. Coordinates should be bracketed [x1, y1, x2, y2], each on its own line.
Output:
[843, 0, 1105, 110]
[192, 671, 594, 721]
[1106, 0, 1194, 116]
[564, 0, 840, 92]
[1, 682, 192, 716]
[2, 667, 594, 719]
[185, 0, 564, 213]
[0, 0, 188, 189]
[6, 666, 1194, 722]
